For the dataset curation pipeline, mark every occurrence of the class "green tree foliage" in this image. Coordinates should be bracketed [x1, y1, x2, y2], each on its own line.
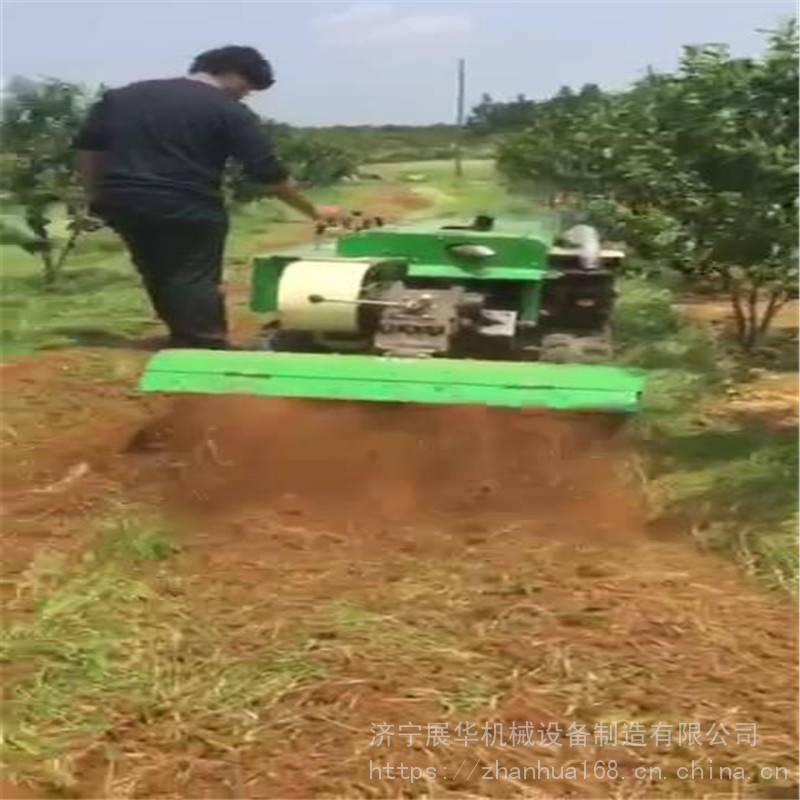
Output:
[497, 21, 798, 349]
[0, 78, 100, 285]
[291, 124, 461, 163]
[225, 121, 359, 205]
[466, 84, 606, 136]
[467, 92, 535, 135]
[273, 127, 358, 185]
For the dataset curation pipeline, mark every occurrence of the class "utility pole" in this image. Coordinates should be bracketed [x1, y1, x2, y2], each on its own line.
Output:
[454, 58, 465, 179]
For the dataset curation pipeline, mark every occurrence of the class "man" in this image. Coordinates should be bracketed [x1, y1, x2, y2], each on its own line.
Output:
[74, 45, 338, 349]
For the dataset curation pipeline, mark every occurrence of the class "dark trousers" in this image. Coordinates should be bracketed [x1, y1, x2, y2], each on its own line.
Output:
[108, 214, 230, 348]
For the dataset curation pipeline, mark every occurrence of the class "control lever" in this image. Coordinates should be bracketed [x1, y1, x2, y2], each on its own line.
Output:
[308, 293, 433, 313]
[315, 212, 386, 237]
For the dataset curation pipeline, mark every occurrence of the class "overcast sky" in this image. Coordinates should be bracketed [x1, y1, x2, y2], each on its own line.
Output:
[2, 1, 795, 125]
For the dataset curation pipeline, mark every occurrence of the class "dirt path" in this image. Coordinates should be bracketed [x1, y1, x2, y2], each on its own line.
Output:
[1, 201, 797, 798]
[676, 297, 799, 333]
[678, 296, 798, 430]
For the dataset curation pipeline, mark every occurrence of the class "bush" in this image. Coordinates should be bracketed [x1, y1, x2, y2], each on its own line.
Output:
[224, 127, 359, 204]
[497, 23, 798, 349]
[0, 79, 99, 285]
[614, 276, 797, 591]
[613, 279, 678, 344]
[653, 436, 798, 591]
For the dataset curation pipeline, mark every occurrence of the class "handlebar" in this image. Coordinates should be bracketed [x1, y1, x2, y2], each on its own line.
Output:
[315, 211, 386, 237]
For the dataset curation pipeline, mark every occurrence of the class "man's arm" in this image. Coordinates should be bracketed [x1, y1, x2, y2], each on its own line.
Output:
[268, 177, 322, 220]
[73, 94, 111, 206]
[226, 107, 331, 220]
[75, 150, 106, 203]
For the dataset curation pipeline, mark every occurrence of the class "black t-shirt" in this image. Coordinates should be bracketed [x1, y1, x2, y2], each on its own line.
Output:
[74, 78, 290, 222]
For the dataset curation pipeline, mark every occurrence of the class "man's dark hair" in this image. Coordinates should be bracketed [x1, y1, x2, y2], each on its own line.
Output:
[190, 45, 274, 89]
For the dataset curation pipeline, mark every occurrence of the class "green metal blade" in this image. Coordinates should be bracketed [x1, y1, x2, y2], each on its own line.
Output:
[139, 350, 644, 412]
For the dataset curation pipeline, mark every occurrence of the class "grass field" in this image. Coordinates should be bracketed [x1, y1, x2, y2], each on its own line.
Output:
[366, 158, 497, 181]
[1, 165, 797, 798]
[1, 237, 151, 358]
[366, 158, 533, 218]
[614, 279, 798, 591]
[0, 186, 388, 358]
[0, 160, 525, 358]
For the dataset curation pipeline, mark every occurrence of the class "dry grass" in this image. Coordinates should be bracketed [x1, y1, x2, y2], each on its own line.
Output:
[2, 493, 797, 799]
[0, 512, 327, 794]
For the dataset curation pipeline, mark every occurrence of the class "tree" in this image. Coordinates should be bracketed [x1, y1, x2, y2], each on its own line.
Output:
[578, 83, 603, 102]
[275, 129, 358, 185]
[0, 77, 100, 286]
[497, 21, 798, 349]
[496, 83, 610, 199]
[466, 93, 538, 135]
[225, 122, 359, 205]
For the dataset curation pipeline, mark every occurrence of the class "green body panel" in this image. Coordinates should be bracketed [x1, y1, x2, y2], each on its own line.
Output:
[402, 263, 546, 280]
[336, 229, 550, 274]
[251, 256, 292, 312]
[249, 223, 555, 313]
[139, 350, 644, 413]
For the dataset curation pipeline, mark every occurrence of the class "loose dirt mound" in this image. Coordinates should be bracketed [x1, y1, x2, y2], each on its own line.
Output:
[125, 395, 645, 541]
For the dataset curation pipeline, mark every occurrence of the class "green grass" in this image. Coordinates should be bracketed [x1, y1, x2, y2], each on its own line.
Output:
[224, 199, 289, 261]
[0, 187, 363, 358]
[615, 279, 798, 592]
[0, 163, 519, 358]
[643, 406, 798, 592]
[367, 158, 497, 181]
[2, 523, 522, 789]
[2, 544, 498, 788]
[368, 157, 547, 222]
[0, 236, 155, 357]
[0, 507, 327, 790]
[1, 513, 177, 777]
[90, 508, 180, 563]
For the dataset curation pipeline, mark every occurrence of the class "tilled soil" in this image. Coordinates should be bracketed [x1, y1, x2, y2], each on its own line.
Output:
[3, 373, 796, 798]
[124, 396, 643, 539]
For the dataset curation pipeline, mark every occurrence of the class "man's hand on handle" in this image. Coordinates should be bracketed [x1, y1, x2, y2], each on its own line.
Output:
[267, 179, 382, 231]
[314, 212, 386, 237]
[268, 178, 347, 223]
[315, 204, 346, 222]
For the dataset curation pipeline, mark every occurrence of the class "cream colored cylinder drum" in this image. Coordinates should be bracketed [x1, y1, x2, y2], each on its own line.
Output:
[277, 259, 374, 332]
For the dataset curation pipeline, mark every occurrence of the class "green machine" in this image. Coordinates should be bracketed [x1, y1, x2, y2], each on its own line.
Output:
[140, 216, 644, 412]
